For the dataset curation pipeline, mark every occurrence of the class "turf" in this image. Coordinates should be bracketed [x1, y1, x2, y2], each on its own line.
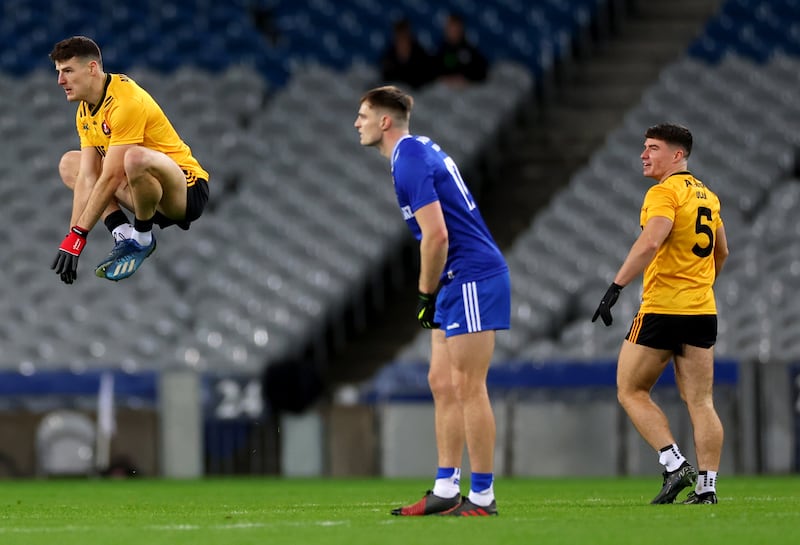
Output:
[0, 476, 797, 545]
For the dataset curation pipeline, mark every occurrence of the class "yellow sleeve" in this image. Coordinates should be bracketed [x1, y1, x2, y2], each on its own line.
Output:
[107, 97, 146, 146]
[642, 183, 678, 223]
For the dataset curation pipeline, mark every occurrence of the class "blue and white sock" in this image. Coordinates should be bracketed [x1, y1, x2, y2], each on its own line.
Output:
[432, 467, 460, 498]
[467, 472, 494, 507]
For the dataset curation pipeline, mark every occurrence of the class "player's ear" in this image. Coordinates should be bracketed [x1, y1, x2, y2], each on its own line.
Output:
[380, 114, 392, 130]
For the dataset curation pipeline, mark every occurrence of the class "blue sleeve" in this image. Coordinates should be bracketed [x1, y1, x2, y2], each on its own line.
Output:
[395, 146, 438, 213]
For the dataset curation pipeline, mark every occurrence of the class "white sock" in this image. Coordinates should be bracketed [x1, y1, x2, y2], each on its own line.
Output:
[696, 470, 717, 494]
[112, 223, 133, 242]
[658, 444, 687, 472]
[432, 468, 461, 498]
[467, 484, 495, 507]
[132, 229, 152, 246]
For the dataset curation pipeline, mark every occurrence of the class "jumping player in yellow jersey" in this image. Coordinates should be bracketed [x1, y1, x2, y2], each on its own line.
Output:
[592, 124, 729, 505]
[49, 36, 210, 284]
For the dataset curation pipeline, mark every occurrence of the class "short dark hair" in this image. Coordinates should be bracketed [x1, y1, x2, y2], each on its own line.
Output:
[393, 17, 411, 34]
[49, 36, 102, 64]
[645, 123, 692, 157]
[360, 85, 414, 122]
[446, 11, 465, 25]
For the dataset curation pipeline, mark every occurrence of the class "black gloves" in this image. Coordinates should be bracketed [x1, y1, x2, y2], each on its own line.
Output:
[416, 291, 441, 329]
[52, 226, 88, 284]
[592, 282, 623, 326]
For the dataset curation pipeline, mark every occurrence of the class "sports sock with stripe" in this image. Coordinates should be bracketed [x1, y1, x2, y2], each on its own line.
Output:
[432, 467, 460, 498]
[658, 443, 687, 472]
[104, 210, 132, 241]
[132, 217, 154, 246]
[112, 224, 133, 242]
[696, 470, 717, 494]
[467, 472, 494, 506]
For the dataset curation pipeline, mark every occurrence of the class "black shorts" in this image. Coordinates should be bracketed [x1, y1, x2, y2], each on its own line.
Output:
[626, 313, 717, 355]
[153, 179, 209, 231]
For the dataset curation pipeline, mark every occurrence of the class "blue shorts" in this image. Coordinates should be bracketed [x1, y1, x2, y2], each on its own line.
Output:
[434, 271, 511, 337]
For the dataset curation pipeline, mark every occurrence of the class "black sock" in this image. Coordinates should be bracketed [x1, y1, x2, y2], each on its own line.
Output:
[134, 217, 154, 233]
[104, 210, 130, 233]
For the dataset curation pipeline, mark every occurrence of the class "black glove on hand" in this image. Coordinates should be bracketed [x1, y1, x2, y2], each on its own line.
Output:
[52, 226, 88, 285]
[416, 291, 441, 329]
[592, 282, 623, 326]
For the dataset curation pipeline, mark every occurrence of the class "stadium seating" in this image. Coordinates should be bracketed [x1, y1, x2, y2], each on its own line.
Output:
[7, 0, 799, 382]
[4, 0, 611, 376]
[0, 0, 604, 85]
[388, 0, 800, 369]
[688, 0, 800, 63]
[0, 24, 537, 375]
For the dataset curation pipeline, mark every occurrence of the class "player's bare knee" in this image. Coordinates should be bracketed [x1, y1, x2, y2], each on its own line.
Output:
[58, 150, 80, 188]
[123, 146, 151, 182]
[684, 395, 715, 413]
[617, 387, 643, 409]
[428, 370, 455, 399]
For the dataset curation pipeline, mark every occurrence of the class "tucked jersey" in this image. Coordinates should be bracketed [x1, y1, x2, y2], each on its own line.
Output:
[639, 171, 723, 315]
[391, 135, 507, 284]
[76, 73, 209, 185]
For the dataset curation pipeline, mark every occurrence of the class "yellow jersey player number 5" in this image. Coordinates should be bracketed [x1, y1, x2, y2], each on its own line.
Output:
[593, 123, 729, 505]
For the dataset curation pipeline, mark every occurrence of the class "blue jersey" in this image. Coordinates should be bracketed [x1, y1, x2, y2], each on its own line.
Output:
[391, 135, 507, 284]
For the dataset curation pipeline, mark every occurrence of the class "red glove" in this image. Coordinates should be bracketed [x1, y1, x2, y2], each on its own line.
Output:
[52, 226, 89, 284]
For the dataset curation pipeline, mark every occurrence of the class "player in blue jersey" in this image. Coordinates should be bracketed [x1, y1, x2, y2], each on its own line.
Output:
[356, 86, 510, 516]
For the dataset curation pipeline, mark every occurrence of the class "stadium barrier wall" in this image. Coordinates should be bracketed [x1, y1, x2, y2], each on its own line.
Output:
[0, 358, 798, 478]
[355, 358, 781, 477]
[159, 370, 203, 478]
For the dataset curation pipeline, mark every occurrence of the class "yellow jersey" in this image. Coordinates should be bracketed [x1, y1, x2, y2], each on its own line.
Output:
[639, 171, 723, 315]
[75, 73, 209, 185]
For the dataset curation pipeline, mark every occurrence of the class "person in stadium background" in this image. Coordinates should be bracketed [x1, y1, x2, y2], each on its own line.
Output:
[355, 85, 510, 516]
[431, 12, 488, 87]
[49, 36, 210, 284]
[592, 123, 729, 504]
[380, 17, 434, 89]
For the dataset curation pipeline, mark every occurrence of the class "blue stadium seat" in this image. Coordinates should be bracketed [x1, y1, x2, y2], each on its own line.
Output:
[691, 0, 800, 64]
[11, 1, 746, 376]
[0, 0, 604, 86]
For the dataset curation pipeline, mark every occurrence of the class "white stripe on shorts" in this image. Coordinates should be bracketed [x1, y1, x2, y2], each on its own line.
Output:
[462, 281, 481, 332]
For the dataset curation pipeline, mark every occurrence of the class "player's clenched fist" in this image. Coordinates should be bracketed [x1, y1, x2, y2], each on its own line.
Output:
[416, 291, 441, 329]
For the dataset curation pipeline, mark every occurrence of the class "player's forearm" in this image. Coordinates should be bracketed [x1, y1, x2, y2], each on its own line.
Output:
[69, 172, 95, 227]
[614, 238, 658, 287]
[614, 217, 671, 287]
[75, 174, 120, 231]
[713, 229, 729, 279]
[418, 233, 448, 293]
[714, 249, 728, 278]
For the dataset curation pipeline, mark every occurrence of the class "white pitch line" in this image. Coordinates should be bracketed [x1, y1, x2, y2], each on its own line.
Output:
[148, 521, 349, 531]
[0, 521, 349, 535]
[0, 526, 93, 534]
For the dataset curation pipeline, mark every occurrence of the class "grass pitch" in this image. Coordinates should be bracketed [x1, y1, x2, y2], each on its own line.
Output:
[0, 476, 797, 545]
